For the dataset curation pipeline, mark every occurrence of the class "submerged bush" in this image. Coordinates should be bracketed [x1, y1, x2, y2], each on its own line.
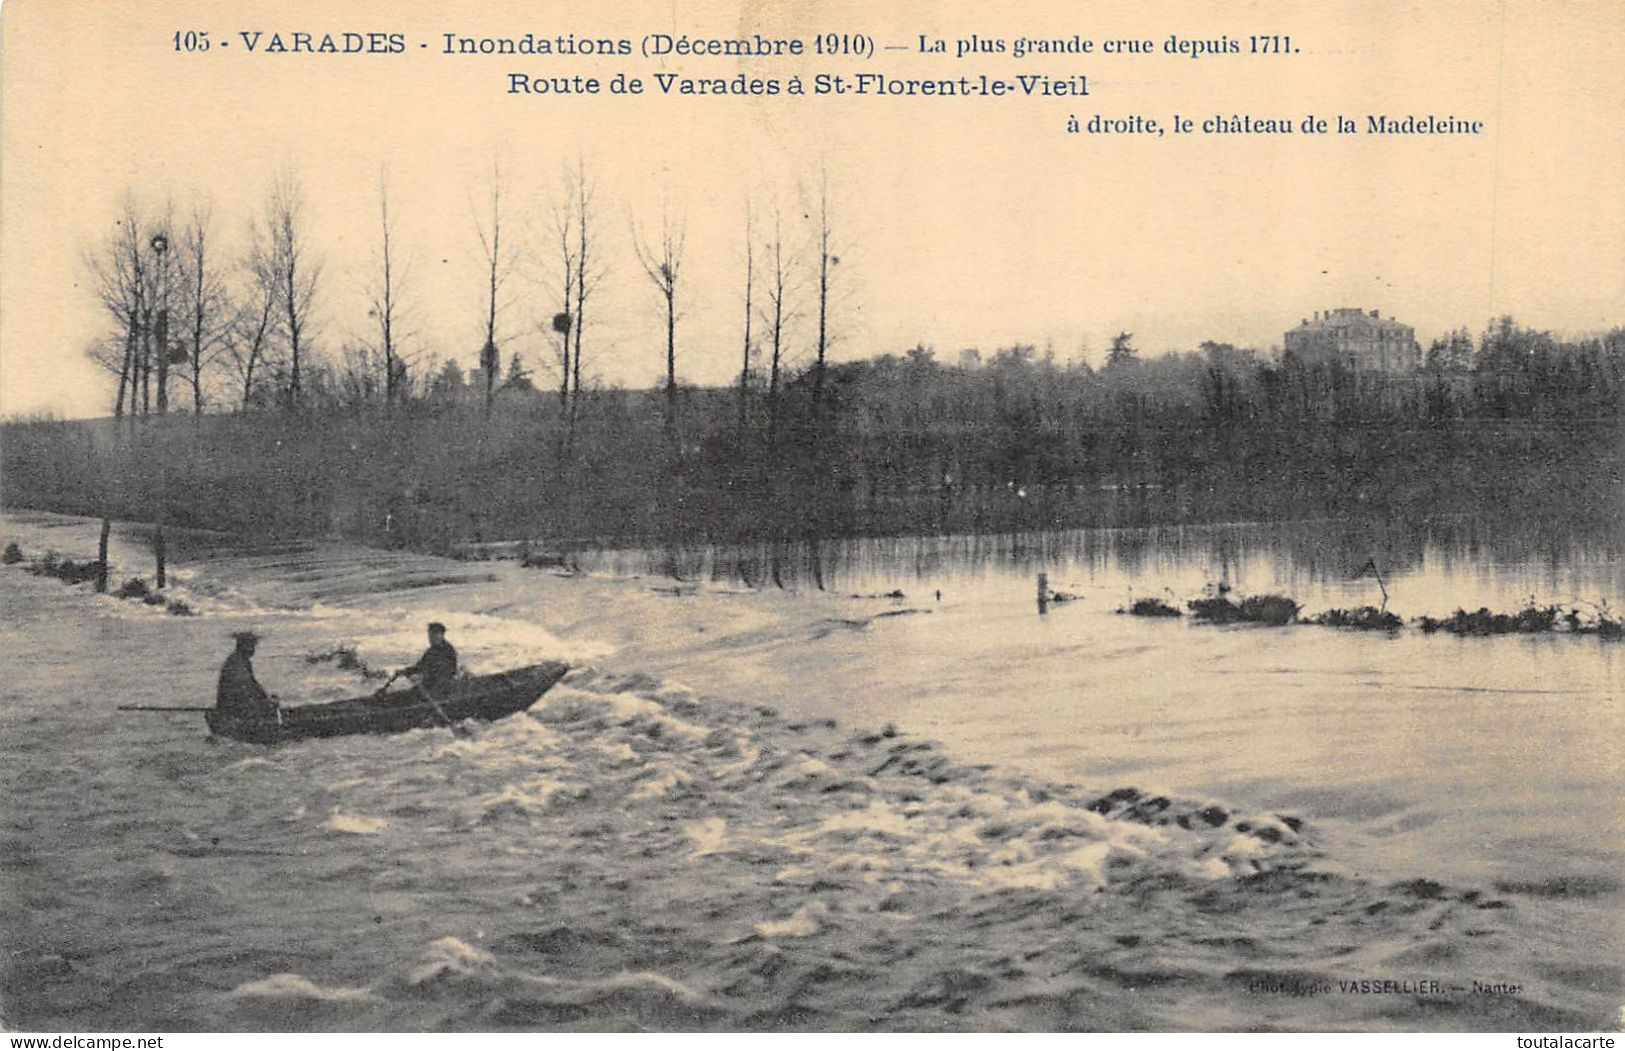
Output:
[1416, 603, 1561, 636]
[1188, 593, 1300, 626]
[2, 541, 22, 564]
[114, 577, 150, 600]
[61, 560, 104, 586]
[1588, 602, 1624, 639]
[166, 599, 196, 617]
[1134, 583, 1618, 641]
[1239, 595, 1300, 625]
[1564, 603, 1623, 640]
[1187, 597, 1238, 622]
[1307, 606, 1405, 631]
[1121, 597, 1182, 617]
[26, 553, 104, 586]
[70, 563, 94, 585]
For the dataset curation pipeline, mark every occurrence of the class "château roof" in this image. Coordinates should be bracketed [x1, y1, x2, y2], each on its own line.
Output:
[1293, 308, 1411, 333]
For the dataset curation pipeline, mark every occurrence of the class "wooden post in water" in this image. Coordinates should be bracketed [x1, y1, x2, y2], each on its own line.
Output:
[154, 500, 167, 590]
[96, 517, 111, 593]
[1037, 572, 1049, 615]
[1363, 558, 1390, 610]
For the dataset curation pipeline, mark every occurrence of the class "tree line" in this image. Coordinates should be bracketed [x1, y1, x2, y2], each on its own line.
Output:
[17, 158, 859, 582]
[1, 161, 1615, 581]
[79, 161, 853, 440]
[6, 295, 1620, 580]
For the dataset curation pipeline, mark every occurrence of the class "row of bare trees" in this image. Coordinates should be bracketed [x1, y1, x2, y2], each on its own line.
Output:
[463, 160, 613, 427]
[468, 161, 842, 447]
[79, 174, 331, 590]
[84, 162, 845, 439]
[736, 177, 839, 448]
[86, 176, 322, 420]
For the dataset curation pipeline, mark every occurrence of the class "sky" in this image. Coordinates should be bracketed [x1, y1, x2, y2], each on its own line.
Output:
[2, 0, 1623, 419]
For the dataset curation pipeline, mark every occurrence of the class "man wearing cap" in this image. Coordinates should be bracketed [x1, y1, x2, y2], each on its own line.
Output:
[217, 631, 278, 719]
[402, 622, 458, 691]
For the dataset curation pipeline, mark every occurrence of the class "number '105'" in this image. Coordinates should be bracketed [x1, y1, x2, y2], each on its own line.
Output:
[173, 31, 211, 52]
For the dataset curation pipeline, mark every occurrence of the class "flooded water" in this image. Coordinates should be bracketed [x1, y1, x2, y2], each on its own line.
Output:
[1, 510, 1621, 1031]
[608, 517, 1625, 884]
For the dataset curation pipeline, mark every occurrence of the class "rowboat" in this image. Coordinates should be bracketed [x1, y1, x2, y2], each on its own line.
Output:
[205, 661, 571, 745]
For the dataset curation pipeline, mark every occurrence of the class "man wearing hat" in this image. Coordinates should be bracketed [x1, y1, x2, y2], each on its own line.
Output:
[217, 631, 278, 719]
[402, 622, 458, 691]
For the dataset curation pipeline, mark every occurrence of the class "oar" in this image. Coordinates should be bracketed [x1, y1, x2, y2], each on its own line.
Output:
[117, 703, 282, 727]
[375, 670, 464, 736]
[403, 677, 470, 739]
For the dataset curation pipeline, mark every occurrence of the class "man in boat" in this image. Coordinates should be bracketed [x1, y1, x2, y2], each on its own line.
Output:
[216, 631, 279, 720]
[401, 622, 458, 691]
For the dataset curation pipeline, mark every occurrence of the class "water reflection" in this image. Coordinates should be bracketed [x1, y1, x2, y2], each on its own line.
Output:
[559, 515, 1624, 613]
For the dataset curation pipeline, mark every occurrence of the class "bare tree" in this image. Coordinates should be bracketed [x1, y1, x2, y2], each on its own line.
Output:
[338, 342, 384, 407]
[264, 172, 321, 409]
[808, 169, 838, 409]
[368, 167, 410, 408]
[175, 202, 233, 419]
[738, 201, 755, 429]
[568, 160, 605, 407]
[229, 224, 280, 410]
[135, 201, 176, 420]
[88, 198, 178, 586]
[146, 212, 179, 590]
[633, 202, 686, 432]
[83, 194, 147, 423]
[758, 208, 799, 590]
[148, 215, 179, 419]
[81, 195, 152, 593]
[760, 206, 798, 440]
[85, 334, 131, 394]
[547, 192, 579, 412]
[472, 160, 516, 415]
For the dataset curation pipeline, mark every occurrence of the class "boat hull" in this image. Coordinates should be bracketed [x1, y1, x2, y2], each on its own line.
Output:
[205, 661, 570, 744]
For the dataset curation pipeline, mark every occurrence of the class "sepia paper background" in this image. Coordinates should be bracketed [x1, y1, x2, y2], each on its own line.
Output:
[1, 0, 1623, 1038]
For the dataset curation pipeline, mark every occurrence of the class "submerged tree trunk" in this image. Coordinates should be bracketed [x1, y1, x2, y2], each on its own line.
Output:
[739, 208, 754, 432]
[153, 293, 169, 587]
[665, 293, 677, 435]
[140, 311, 152, 417]
[96, 517, 111, 593]
[567, 161, 597, 441]
[154, 517, 166, 590]
[115, 319, 136, 420]
[153, 429, 168, 590]
[154, 306, 170, 417]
